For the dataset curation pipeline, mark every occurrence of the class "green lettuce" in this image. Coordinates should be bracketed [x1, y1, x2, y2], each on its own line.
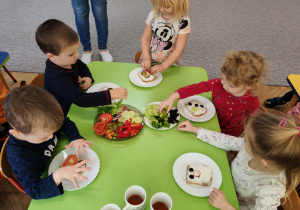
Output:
[97, 100, 123, 115]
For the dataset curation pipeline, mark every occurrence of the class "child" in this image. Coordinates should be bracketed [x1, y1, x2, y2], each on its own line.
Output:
[159, 51, 268, 137]
[3, 86, 92, 199]
[177, 112, 300, 209]
[139, 0, 191, 74]
[35, 19, 127, 143]
[0, 81, 9, 145]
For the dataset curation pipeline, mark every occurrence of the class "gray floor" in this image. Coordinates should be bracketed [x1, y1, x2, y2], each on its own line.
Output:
[0, 0, 299, 86]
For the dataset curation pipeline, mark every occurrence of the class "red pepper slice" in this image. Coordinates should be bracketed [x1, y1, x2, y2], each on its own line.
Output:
[145, 69, 152, 75]
[116, 130, 130, 138]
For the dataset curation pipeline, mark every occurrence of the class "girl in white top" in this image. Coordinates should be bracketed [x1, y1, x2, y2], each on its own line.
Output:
[178, 112, 300, 210]
[139, 0, 191, 74]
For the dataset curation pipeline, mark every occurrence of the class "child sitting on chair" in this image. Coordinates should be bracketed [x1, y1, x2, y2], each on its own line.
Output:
[35, 19, 128, 143]
[3, 86, 91, 199]
[159, 51, 268, 137]
[0, 81, 9, 147]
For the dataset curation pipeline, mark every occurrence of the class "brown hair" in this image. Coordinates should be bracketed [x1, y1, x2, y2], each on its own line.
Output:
[3, 85, 64, 134]
[246, 111, 300, 198]
[221, 51, 269, 90]
[151, 0, 190, 23]
[35, 19, 79, 55]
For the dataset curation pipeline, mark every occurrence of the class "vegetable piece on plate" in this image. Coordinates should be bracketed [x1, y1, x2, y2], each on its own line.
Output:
[97, 113, 113, 123]
[93, 121, 107, 135]
[61, 155, 78, 167]
[97, 100, 124, 115]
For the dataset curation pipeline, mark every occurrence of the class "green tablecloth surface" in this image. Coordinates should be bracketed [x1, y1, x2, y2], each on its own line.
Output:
[29, 62, 239, 210]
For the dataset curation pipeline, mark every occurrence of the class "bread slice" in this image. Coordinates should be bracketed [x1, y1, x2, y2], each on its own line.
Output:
[186, 164, 213, 186]
[138, 70, 156, 82]
[185, 100, 207, 117]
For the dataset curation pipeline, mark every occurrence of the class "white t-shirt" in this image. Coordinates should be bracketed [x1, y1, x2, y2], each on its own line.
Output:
[197, 128, 286, 210]
[145, 11, 191, 66]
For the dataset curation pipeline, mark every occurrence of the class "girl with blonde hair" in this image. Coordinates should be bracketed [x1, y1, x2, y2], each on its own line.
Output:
[138, 0, 191, 74]
[177, 111, 300, 209]
[159, 51, 268, 137]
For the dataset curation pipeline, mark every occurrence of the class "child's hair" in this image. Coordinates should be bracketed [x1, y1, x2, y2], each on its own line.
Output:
[221, 51, 269, 90]
[35, 19, 79, 55]
[245, 111, 300, 198]
[151, 0, 190, 22]
[3, 85, 64, 135]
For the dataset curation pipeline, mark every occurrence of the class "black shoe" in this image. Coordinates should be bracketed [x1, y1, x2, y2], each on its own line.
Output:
[264, 97, 286, 108]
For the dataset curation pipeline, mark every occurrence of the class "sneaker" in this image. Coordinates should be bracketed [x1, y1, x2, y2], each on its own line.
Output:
[99, 50, 113, 62]
[81, 52, 92, 65]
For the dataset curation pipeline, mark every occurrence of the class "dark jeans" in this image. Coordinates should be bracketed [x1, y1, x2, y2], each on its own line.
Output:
[71, 0, 108, 51]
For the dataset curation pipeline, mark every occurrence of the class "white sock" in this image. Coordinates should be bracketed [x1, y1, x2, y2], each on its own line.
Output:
[81, 52, 92, 65]
[99, 50, 113, 62]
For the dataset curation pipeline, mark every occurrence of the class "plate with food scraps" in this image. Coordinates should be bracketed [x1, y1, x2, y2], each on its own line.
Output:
[173, 152, 222, 197]
[93, 104, 144, 141]
[87, 82, 120, 103]
[142, 101, 180, 130]
[129, 67, 163, 87]
[177, 95, 216, 122]
[48, 147, 100, 191]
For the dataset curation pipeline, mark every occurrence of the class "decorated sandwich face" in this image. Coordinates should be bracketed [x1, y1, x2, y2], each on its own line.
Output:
[185, 100, 206, 116]
[186, 165, 212, 185]
[138, 70, 156, 82]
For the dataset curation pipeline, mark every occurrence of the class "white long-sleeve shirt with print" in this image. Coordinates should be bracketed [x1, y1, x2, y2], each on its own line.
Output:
[197, 128, 286, 210]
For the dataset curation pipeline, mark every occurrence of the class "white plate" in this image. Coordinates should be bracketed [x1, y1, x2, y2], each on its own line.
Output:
[48, 147, 100, 191]
[142, 101, 180, 130]
[87, 82, 120, 103]
[177, 95, 216, 122]
[173, 153, 222, 197]
[129, 67, 163, 87]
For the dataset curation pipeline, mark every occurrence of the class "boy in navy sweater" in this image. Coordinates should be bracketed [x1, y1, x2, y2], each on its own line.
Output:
[35, 19, 128, 145]
[3, 86, 91, 199]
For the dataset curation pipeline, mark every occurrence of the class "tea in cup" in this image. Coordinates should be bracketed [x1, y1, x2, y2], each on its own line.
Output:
[123, 185, 146, 210]
[150, 192, 172, 210]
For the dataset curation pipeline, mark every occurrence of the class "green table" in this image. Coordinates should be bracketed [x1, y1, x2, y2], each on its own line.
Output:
[29, 62, 239, 210]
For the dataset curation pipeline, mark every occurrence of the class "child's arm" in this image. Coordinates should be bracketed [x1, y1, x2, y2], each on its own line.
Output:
[151, 33, 189, 74]
[177, 120, 244, 151]
[209, 188, 236, 210]
[140, 24, 153, 70]
[158, 92, 180, 113]
[53, 159, 91, 189]
[158, 78, 219, 113]
[78, 76, 92, 91]
[109, 87, 128, 100]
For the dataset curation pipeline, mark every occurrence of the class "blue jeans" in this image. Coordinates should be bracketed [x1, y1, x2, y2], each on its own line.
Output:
[71, 0, 108, 51]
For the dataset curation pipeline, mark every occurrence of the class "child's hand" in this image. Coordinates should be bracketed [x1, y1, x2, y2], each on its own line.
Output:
[53, 159, 91, 189]
[151, 64, 166, 74]
[140, 58, 151, 70]
[158, 92, 180, 113]
[208, 188, 235, 210]
[65, 139, 93, 159]
[110, 87, 128, 100]
[78, 77, 92, 91]
[177, 120, 198, 134]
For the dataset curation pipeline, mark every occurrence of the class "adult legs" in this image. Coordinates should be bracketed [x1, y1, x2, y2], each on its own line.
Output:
[90, 0, 112, 61]
[90, 0, 108, 50]
[71, 0, 92, 52]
